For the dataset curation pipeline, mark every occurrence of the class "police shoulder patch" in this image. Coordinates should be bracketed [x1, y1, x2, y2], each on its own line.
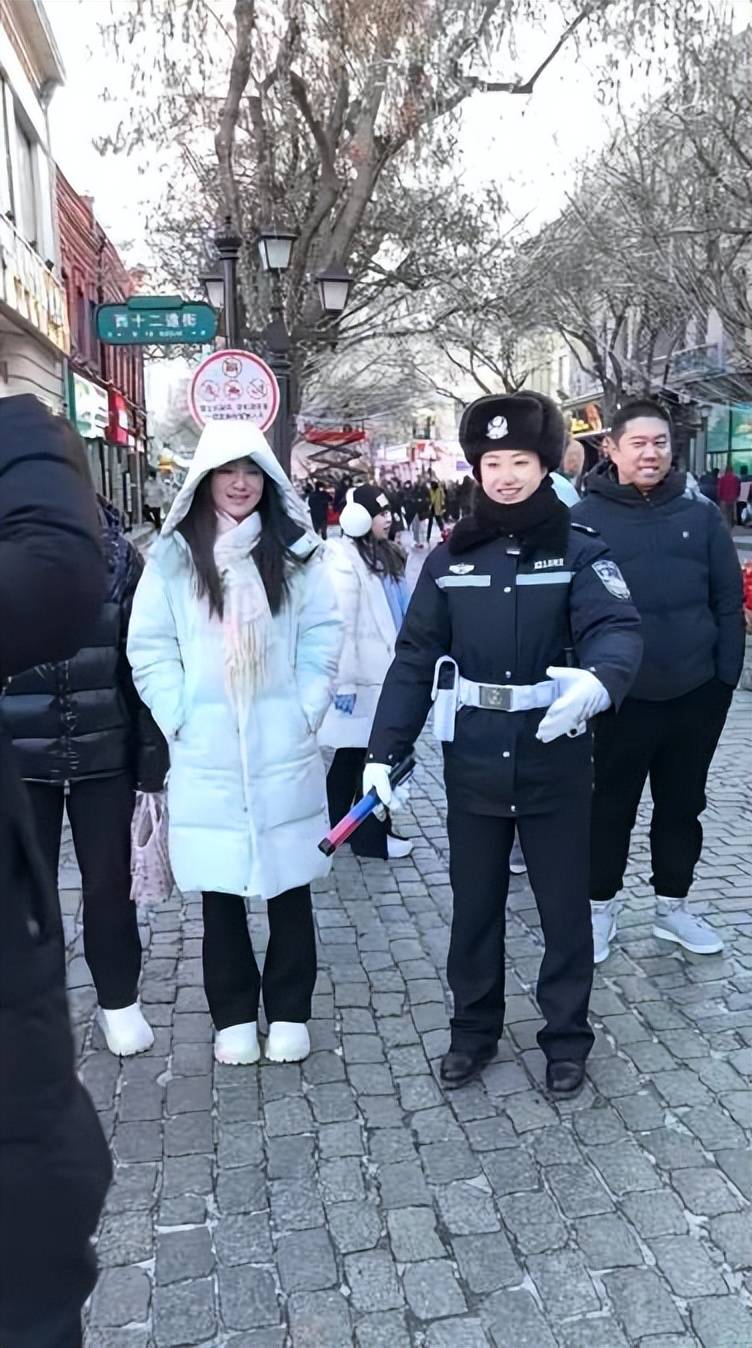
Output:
[592, 558, 631, 600]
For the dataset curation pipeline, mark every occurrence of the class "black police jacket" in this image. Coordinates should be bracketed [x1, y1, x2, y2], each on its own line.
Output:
[573, 465, 744, 700]
[0, 396, 112, 1336]
[368, 505, 643, 815]
[2, 497, 168, 792]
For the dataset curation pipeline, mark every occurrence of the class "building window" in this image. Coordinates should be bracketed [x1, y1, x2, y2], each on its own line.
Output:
[15, 119, 37, 247]
[0, 80, 14, 221]
[75, 289, 86, 354]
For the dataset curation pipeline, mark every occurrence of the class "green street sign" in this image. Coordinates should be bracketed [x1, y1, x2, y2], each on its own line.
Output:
[96, 295, 218, 345]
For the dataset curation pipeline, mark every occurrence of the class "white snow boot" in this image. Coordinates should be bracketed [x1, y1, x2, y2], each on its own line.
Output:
[266, 1021, 311, 1063]
[100, 1003, 154, 1057]
[214, 1022, 260, 1065]
[653, 899, 724, 955]
[387, 833, 413, 859]
[591, 899, 619, 965]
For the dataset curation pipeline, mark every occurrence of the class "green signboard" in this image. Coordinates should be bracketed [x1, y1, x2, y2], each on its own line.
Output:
[96, 295, 217, 346]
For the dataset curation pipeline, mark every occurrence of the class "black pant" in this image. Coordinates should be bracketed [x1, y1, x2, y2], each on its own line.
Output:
[3, 1307, 82, 1348]
[26, 775, 141, 1009]
[591, 679, 733, 902]
[143, 504, 161, 529]
[446, 793, 594, 1063]
[202, 887, 317, 1030]
[426, 510, 445, 542]
[326, 747, 389, 859]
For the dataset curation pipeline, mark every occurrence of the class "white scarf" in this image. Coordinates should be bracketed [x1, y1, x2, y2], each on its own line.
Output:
[213, 511, 273, 708]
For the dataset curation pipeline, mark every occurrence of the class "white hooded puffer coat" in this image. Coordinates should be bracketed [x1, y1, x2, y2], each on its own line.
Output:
[126, 421, 343, 900]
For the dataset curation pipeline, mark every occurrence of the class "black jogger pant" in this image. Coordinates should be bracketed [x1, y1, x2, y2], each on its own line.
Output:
[26, 775, 141, 1010]
[426, 510, 445, 542]
[446, 792, 595, 1063]
[202, 886, 317, 1030]
[326, 746, 389, 859]
[591, 678, 733, 903]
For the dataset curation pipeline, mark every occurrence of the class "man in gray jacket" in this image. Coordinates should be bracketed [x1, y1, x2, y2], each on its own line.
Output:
[574, 399, 744, 962]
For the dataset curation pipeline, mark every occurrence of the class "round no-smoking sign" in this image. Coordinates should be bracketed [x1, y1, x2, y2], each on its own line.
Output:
[189, 349, 280, 430]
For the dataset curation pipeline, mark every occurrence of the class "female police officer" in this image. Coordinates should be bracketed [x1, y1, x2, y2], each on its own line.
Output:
[363, 392, 642, 1098]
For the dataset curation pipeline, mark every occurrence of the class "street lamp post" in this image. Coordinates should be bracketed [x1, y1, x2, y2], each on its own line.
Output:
[200, 219, 354, 472]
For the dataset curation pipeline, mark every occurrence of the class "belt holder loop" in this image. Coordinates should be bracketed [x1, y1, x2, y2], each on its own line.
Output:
[431, 656, 458, 743]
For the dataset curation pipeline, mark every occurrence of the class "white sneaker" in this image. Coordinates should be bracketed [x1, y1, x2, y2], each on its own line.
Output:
[100, 1003, 154, 1057]
[266, 1021, 311, 1063]
[591, 899, 619, 964]
[387, 834, 413, 859]
[653, 899, 724, 955]
[214, 1022, 260, 1065]
[509, 840, 527, 875]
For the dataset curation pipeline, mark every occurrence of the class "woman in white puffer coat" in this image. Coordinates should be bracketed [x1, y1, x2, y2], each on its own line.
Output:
[127, 420, 342, 1067]
[319, 484, 412, 860]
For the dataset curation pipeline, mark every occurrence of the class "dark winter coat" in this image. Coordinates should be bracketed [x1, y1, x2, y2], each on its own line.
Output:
[573, 465, 744, 700]
[308, 487, 331, 529]
[368, 503, 643, 816]
[0, 396, 112, 1337]
[2, 497, 168, 791]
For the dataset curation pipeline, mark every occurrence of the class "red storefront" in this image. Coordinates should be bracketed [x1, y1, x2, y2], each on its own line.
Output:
[57, 170, 148, 524]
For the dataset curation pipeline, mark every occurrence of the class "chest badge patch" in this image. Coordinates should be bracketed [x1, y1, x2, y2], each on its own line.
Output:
[449, 563, 475, 575]
[533, 557, 564, 570]
[592, 559, 631, 600]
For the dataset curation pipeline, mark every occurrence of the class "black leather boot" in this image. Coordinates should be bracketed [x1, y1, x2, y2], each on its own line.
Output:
[545, 1059, 586, 1098]
[440, 1047, 494, 1090]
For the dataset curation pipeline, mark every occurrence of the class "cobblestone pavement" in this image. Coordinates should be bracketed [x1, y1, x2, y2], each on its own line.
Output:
[63, 690, 752, 1348]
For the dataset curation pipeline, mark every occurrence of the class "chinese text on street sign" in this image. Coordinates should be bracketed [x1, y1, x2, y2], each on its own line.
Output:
[189, 349, 280, 430]
[96, 296, 218, 346]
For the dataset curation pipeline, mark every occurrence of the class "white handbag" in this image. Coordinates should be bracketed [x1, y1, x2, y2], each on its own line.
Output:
[130, 790, 174, 906]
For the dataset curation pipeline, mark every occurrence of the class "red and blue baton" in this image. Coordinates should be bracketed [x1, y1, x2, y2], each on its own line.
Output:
[318, 756, 415, 856]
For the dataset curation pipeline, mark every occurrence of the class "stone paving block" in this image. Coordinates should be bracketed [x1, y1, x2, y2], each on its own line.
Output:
[556, 1318, 630, 1348]
[378, 1159, 431, 1208]
[425, 1317, 491, 1347]
[574, 1212, 643, 1268]
[155, 1226, 214, 1285]
[403, 1258, 468, 1319]
[387, 1206, 446, 1261]
[215, 1213, 273, 1265]
[420, 1139, 482, 1183]
[650, 1233, 727, 1297]
[105, 1162, 159, 1213]
[690, 1295, 752, 1348]
[270, 1177, 324, 1231]
[349, 1063, 394, 1095]
[359, 1094, 405, 1127]
[671, 1166, 744, 1216]
[603, 1268, 686, 1338]
[171, 1042, 213, 1076]
[266, 1134, 315, 1179]
[355, 1311, 412, 1348]
[497, 1192, 567, 1254]
[97, 1213, 154, 1266]
[153, 1278, 217, 1346]
[89, 1267, 151, 1327]
[320, 1155, 366, 1202]
[684, 1105, 747, 1150]
[527, 1250, 600, 1319]
[589, 1139, 658, 1195]
[327, 1200, 382, 1253]
[164, 1111, 213, 1156]
[480, 1147, 538, 1195]
[545, 1162, 614, 1216]
[451, 1231, 521, 1292]
[263, 1095, 313, 1136]
[715, 1148, 752, 1199]
[370, 1127, 417, 1164]
[343, 1033, 387, 1063]
[216, 1164, 268, 1214]
[309, 1082, 358, 1122]
[530, 1126, 582, 1166]
[708, 1211, 752, 1269]
[482, 1289, 558, 1348]
[218, 1265, 280, 1331]
[218, 1085, 261, 1122]
[159, 1195, 206, 1225]
[165, 1075, 212, 1115]
[503, 1091, 558, 1133]
[113, 1120, 163, 1163]
[162, 1154, 213, 1197]
[346, 1249, 404, 1312]
[287, 1289, 352, 1348]
[303, 1049, 346, 1084]
[277, 1227, 338, 1292]
[572, 1107, 629, 1146]
[719, 1089, 751, 1128]
[642, 1127, 708, 1171]
[397, 1075, 444, 1111]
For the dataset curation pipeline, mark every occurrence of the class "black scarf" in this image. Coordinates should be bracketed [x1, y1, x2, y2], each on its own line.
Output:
[449, 476, 570, 561]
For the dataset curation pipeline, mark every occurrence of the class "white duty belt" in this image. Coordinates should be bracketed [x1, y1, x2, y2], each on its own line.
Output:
[430, 656, 558, 743]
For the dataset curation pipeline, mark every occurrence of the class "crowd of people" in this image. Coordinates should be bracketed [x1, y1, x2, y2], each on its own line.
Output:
[0, 389, 746, 1346]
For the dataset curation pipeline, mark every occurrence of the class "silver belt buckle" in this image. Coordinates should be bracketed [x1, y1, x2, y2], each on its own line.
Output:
[480, 684, 513, 711]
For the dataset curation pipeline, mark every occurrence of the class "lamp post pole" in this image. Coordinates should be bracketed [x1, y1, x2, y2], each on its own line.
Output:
[215, 218, 242, 349]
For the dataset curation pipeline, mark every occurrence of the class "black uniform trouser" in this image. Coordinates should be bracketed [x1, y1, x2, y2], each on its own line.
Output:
[202, 887, 317, 1030]
[446, 791, 594, 1063]
[2, 1307, 82, 1348]
[26, 775, 142, 1010]
[591, 679, 733, 903]
[326, 747, 389, 859]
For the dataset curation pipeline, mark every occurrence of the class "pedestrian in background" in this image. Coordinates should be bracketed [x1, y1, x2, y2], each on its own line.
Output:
[128, 421, 342, 1068]
[308, 479, 331, 538]
[143, 468, 165, 530]
[737, 464, 751, 524]
[718, 463, 741, 531]
[426, 476, 447, 543]
[0, 396, 111, 1348]
[2, 454, 167, 1058]
[574, 400, 744, 962]
[365, 392, 642, 1098]
[321, 484, 413, 861]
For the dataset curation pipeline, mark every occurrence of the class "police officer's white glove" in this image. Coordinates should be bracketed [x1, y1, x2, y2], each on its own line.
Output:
[362, 763, 411, 813]
[536, 666, 611, 744]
